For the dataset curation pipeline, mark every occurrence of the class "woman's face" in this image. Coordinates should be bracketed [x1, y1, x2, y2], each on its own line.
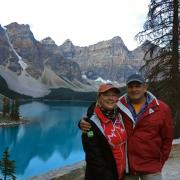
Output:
[98, 89, 119, 111]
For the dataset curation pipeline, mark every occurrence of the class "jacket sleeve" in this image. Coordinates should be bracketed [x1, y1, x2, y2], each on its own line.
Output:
[78, 102, 96, 130]
[160, 103, 174, 165]
[82, 124, 116, 180]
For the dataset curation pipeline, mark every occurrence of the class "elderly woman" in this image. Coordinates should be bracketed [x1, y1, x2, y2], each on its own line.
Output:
[82, 83, 126, 180]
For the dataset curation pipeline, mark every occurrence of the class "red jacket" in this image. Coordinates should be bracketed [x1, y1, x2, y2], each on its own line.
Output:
[117, 91, 173, 174]
[95, 106, 126, 179]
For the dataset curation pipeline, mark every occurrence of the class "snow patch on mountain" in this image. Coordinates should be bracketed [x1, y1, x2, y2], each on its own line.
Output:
[4, 28, 28, 71]
[95, 77, 112, 83]
[18, 59, 28, 71]
[2, 26, 7, 31]
[82, 74, 87, 79]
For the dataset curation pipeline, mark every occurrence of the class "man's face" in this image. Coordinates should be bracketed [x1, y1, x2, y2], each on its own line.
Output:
[127, 81, 147, 102]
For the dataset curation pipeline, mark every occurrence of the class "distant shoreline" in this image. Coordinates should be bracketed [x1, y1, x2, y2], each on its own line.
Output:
[0, 113, 30, 128]
[42, 99, 94, 102]
[19, 99, 95, 103]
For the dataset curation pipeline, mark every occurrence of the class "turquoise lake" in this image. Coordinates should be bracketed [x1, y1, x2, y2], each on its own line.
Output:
[0, 101, 91, 180]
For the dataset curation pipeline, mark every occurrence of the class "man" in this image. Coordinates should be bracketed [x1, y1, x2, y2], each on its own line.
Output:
[79, 74, 173, 180]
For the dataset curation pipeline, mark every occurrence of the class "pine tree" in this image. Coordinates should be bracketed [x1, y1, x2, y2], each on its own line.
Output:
[2, 97, 6, 117]
[0, 148, 16, 180]
[6, 99, 10, 116]
[10, 100, 15, 120]
[136, 0, 180, 137]
[14, 100, 20, 121]
[2, 97, 10, 117]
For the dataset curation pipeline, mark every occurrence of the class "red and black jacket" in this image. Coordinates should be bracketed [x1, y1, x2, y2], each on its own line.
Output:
[82, 103, 121, 180]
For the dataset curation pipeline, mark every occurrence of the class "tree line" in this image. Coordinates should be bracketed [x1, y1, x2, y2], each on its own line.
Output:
[1, 97, 20, 121]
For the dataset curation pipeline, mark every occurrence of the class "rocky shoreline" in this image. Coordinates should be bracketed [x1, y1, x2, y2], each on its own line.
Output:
[27, 142, 180, 180]
[0, 113, 30, 127]
[27, 161, 85, 180]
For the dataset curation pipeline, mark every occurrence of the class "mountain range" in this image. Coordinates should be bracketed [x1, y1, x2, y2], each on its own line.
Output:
[0, 22, 147, 99]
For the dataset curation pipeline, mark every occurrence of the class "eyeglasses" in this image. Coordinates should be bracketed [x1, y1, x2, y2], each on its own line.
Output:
[101, 93, 119, 98]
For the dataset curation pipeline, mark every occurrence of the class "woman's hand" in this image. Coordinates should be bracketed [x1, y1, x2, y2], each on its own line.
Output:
[80, 118, 92, 133]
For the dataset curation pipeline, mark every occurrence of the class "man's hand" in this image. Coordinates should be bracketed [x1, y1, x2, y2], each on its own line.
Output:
[80, 118, 91, 133]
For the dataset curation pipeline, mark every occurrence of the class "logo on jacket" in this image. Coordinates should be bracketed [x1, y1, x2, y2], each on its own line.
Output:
[87, 130, 94, 138]
[149, 108, 154, 114]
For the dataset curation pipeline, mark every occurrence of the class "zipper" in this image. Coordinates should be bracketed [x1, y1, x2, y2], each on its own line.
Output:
[114, 115, 126, 178]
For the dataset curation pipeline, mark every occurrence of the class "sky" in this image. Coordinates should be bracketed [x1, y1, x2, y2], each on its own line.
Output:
[1, 0, 150, 50]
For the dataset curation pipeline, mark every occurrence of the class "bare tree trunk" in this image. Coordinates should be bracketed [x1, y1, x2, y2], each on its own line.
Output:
[171, 0, 179, 80]
[171, 0, 180, 137]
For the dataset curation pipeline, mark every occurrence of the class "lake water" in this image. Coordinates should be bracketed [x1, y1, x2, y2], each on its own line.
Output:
[0, 101, 91, 180]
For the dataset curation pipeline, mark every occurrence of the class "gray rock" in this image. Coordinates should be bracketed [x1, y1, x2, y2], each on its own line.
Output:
[0, 22, 82, 81]
[27, 161, 85, 180]
[59, 36, 147, 82]
[27, 144, 180, 180]
[0, 25, 21, 74]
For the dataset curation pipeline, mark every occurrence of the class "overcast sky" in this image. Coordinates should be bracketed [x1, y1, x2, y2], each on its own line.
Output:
[1, 0, 149, 50]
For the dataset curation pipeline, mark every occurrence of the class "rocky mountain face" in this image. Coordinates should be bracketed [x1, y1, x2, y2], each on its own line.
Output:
[59, 36, 145, 82]
[0, 25, 21, 74]
[0, 23, 88, 98]
[0, 22, 147, 98]
[41, 37, 81, 81]
[5, 23, 45, 79]
[4, 23, 81, 80]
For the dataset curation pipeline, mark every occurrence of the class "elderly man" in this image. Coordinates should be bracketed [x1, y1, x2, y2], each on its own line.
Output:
[79, 74, 173, 180]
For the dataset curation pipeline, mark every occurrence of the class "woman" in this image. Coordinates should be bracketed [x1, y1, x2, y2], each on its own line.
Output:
[82, 83, 126, 180]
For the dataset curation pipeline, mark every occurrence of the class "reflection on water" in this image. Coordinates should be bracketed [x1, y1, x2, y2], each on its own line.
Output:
[0, 101, 91, 180]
